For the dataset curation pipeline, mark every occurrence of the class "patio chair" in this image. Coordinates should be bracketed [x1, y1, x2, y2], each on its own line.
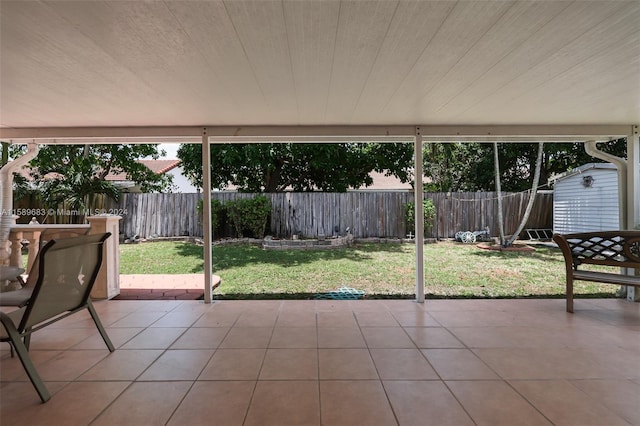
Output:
[0, 233, 115, 402]
[0, 228, 90, 308]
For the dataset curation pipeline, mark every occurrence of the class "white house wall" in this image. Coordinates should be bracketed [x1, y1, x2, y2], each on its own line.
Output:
[553, 168, 619, 234]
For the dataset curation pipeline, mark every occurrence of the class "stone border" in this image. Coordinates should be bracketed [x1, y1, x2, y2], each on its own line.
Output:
[476, 242, 535, 252]
[263, 234, 354, 250]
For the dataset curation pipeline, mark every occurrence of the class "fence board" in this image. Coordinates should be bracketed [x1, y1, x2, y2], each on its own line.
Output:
[22, 191, 552, 240]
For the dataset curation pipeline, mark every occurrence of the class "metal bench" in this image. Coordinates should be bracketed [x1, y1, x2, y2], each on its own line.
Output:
[553, 231, 640, 313]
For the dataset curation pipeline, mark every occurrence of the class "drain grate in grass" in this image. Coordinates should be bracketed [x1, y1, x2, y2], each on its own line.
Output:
[315, 287, 366, 300]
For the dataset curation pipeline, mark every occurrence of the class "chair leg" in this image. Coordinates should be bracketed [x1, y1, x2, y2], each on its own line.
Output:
[2, 321, 50, 402]
[86, 300, 115, 352]
[23, 327, 32, 351]
[566, 277, 574, 313]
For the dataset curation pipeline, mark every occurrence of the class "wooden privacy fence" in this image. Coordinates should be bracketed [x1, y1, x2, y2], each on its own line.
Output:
[106, 191, 552, 240]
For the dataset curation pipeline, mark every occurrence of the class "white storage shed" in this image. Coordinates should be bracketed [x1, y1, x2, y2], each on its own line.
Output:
[552, 163, 620, 234]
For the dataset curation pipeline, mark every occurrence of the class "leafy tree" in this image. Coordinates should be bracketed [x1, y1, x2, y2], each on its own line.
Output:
[178, 142, 413, 192]
[423, 139, 627, 192]
[23, 144, 171, 222]
[422, 142, 483, 192]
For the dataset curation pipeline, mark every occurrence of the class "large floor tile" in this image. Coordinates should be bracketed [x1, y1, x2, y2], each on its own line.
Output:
[392, 311, 441, 327]
[317, 327, 366, 348]
[91, 381, 192, 426]
[72, 327, 143, 350]
[319, 349, 379, 380]
[168, 381, 255, 426]
[120, 327, 187, 349]
[269, 327, 317, 348]
[429, 310, 518, 327]
[198, 349, 266, 380]
[149, 310, 205, 327]
[348, 300, 391, 312]
[2, 381, 129, 426]
[245, 381, 320, 426]
[235, 311, 279, 327]
[511, 379, 631, 425]
[316, 311, 358, 327]
[192, 311, 240, 327]
[34, 350, 110, 382]
[422, 348, 499, 380]
[219, 327, 273, 348]
[275, 310, 317, 327]
[169, 327, 230, 349]
[361, 327, 415, 348]
[446, 380, 551, 425]
[570, 379, 640, 424]
[383, 380, 474, 425]
[0, 350, 62, 382]
[109, 311, 166, 328]
[404, 327, 464, 348]
[259, 348, 318, 380]
[26, 328, 99, 350]
[78, 349, 162, 381]
[138, 349, 214, 380]
[370, 348, 438, 380]
[511, 380, 628, 426]
[354, 311, 399, 326]
[474, 347, 624, 380]
[320, 380, 397, 425]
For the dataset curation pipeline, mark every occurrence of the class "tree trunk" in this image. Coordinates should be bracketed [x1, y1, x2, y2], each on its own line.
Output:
[1, 142, 8, 168]
[506, 142, 544, 246]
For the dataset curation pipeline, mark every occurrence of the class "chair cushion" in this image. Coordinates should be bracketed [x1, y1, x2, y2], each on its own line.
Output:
[0, 288, 33, 307]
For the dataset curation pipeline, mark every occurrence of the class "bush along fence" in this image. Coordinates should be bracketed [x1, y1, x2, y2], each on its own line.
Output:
[103, 191, 552, 241]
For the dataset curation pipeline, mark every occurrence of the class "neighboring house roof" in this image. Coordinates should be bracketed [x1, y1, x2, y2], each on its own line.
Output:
[220, 171, 416, 192]
[105, 159, 182, 182]
[14, 159, 181, 181]
[352, 171, 412, 191]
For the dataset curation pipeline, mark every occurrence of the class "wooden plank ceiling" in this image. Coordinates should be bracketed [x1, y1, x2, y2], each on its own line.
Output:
[1, 0, 638, 129]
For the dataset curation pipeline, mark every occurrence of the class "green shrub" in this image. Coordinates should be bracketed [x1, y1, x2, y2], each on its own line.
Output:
[196, 198, 225, 237]
[404, 199, 436, 235]
[226, 195, 271, 238]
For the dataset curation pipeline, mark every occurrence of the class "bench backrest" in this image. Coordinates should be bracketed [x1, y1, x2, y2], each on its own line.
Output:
[553, 231, 640, 270]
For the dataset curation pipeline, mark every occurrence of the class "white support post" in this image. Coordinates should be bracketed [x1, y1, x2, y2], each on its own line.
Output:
[202, 131, 213, 304]
[626, 125, 639, 302]
[627, 126, 639, 230]
[414, 130, 425, 303]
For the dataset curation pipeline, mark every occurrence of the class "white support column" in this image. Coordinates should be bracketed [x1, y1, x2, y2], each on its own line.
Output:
[626, 125, 639, 302]
[202, 131, 213, 304]
[627, 126, 639, 230]
[414, 129, 425, 303]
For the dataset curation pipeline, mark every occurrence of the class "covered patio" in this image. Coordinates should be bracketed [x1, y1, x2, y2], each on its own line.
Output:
[2, 298, 639, 424]
[1, 0, 639, 423]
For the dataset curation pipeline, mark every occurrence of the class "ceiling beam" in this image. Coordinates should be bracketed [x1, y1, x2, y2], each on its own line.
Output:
[0, 124, 632, 144]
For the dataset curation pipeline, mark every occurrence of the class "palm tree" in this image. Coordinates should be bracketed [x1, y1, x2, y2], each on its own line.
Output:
[38, 160, 120, 224]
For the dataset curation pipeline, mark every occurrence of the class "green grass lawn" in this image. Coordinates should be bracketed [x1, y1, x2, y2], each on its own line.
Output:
[119, 240, 619, 299]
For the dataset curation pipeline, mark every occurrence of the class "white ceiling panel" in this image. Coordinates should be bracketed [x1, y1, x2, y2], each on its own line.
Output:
[0, 0, 638, 130]
[284, 0, 340, 123]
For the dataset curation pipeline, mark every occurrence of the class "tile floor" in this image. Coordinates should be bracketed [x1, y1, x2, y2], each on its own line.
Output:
[1, 297, 639, 425]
